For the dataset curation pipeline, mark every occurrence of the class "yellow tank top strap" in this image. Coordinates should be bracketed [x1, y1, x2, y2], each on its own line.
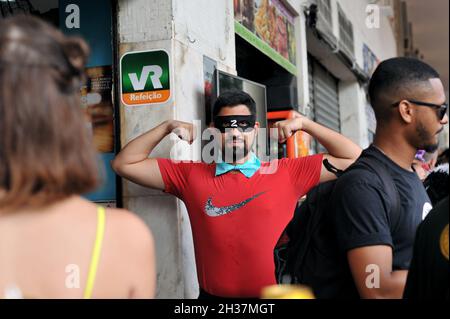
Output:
[83, 206, 106, 299]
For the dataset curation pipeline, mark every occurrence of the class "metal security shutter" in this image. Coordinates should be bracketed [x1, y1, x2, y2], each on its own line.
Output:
[308, 59, 314, 116]
[308, 57, 340, 152]
[307, 59, 319, 154]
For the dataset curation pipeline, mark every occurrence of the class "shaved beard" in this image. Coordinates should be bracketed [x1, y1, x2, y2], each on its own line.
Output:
[416, 122, 440, 153]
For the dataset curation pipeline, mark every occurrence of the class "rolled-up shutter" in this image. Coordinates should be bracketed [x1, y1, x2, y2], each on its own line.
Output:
[308, 57, 340, 152]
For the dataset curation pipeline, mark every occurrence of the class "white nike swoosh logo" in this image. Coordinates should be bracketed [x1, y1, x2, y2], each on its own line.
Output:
[204, 192, 266, 217]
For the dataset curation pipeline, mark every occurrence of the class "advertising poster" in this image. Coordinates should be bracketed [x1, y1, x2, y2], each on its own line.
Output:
[82, 66, 114, 153]
[234, 0, 297, 73]
[363, 43, 380, 76]
[203, 55, 217, 125]
[59, 0, 116, 201]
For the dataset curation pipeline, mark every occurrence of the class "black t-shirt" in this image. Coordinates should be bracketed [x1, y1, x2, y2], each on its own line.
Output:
[403, 196, 449, 300]
[328, 145, 432, 298]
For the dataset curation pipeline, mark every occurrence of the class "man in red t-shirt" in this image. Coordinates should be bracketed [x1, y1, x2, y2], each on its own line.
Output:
[112, 90, 362, 298]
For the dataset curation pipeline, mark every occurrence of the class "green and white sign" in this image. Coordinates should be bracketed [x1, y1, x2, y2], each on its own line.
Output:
[120, 49, 171, 106]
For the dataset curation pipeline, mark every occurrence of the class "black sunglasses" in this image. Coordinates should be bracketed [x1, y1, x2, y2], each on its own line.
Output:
[392, 99, 448, 120]
[214, 115, 256, 133]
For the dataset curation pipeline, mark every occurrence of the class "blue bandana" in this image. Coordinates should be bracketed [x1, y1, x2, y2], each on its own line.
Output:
[215, 153, 261, 178]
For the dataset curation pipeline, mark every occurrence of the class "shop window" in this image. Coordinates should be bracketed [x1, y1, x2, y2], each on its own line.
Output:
[236, 35, 298, 112]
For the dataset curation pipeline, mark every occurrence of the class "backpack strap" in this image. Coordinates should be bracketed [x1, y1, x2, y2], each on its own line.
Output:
[323, 158, 344, 178]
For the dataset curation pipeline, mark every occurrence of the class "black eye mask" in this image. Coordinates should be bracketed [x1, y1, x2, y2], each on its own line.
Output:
[214, 115, 256, 133]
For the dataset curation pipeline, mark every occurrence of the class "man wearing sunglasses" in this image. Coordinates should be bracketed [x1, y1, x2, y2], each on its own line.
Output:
[112, 89, 362, 298]
[327, 57, 448, 299]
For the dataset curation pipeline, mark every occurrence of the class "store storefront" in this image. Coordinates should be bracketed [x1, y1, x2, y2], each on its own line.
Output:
[232, 0, 310, 158]
[234, 0, 298, 109]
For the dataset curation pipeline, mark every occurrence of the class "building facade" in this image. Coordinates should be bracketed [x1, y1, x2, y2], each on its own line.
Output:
[115, 0, 400, 298]
[1, 0, 447, 298]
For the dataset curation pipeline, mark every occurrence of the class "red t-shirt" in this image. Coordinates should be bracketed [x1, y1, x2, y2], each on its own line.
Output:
[157, 155, 323, 297]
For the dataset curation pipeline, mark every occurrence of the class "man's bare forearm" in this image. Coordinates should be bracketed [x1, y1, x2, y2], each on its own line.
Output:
[302, 118, 362, 160]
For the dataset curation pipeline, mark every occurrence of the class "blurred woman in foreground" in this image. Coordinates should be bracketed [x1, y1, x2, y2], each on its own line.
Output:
[0, 15, 155, 299]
